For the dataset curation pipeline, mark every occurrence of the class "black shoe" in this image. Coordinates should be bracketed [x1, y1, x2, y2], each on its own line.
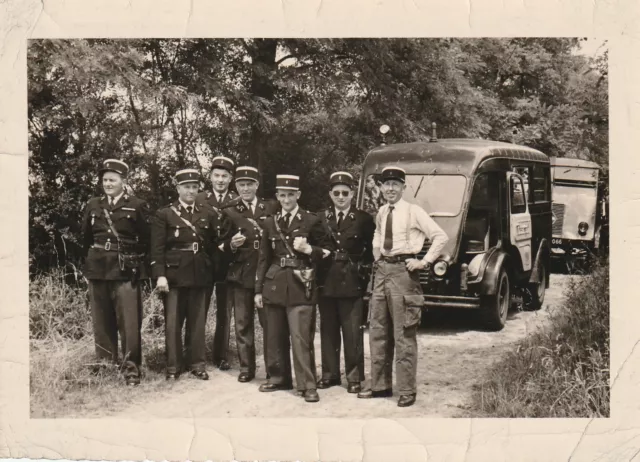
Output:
[191, 370, 209, 380]
[166, 373, 178, 380]
[347, 382, 362, 394]
[357, 388, 393, 399]
[304, 389, 320, 403]
[216, 360, 231, 371]
[125, 376, 140, 386]
[259, 383, 294, 392]
[397, 393, 417, 407]
[317, 378, 341, 389]
[238, 372, 255, 383]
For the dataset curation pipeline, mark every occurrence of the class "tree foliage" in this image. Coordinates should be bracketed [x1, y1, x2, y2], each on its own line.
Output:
[28, 38, 608, 274]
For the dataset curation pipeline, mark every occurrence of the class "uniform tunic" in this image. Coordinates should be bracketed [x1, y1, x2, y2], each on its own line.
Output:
[220, 198, 278, 376]
[81, 194, 151, 378]
[255, 208, 330, 390]
[150, 201, 220, 374]
[369, 198, 449, 396]
[196, 189, 238, 366]
[317, 207, 375, 384]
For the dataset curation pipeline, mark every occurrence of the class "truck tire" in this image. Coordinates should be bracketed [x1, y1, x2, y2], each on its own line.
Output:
[480, 268, 510, 331]
[526, 260, 546, 311]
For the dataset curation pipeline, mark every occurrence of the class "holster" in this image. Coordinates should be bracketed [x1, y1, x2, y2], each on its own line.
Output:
[118, 253, 144, 285]
[292, 267, 315, 299]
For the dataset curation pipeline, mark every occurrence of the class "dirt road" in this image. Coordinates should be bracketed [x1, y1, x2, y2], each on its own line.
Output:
[116, 274, 574, 419]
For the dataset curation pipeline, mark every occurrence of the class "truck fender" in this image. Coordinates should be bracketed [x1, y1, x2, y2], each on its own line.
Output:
[479, 249, 510, 296]
[529, 238, 550, 287]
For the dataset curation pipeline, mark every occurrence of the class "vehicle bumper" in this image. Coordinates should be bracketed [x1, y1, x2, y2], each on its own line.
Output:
[423, 294, 480, 309]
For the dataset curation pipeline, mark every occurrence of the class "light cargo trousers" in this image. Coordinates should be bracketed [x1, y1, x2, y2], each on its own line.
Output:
[368, 260, 424, 396]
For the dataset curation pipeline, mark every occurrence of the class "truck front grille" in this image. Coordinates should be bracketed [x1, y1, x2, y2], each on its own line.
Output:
[552, 203, 565, 236]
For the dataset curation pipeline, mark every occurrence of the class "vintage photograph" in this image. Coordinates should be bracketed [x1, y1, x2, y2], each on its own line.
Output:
[28, 38, 609, 419]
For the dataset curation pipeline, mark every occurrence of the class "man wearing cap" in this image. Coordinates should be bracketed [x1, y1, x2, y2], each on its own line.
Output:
[219, 166, 278, 383]
[317, 172, 375, 394]
[254, 174, 331, 403]
[81, 159, 151, 386]
[151, 169, 222, 380]
[196, 155, 239, 371]
[357, 166, 448, 407]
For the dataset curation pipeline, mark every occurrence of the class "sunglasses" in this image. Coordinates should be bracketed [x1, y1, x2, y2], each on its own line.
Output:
[332, 191, 351, 197]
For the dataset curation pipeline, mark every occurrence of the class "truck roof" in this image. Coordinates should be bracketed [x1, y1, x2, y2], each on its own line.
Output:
[364, 139, 548, 176]
[549, 156, 600, 169]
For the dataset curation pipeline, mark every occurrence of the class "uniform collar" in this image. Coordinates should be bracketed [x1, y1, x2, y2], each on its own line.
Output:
[335, 206, 350, 218]
[107, 191, 125, 205]
[178, 199, 197, 212]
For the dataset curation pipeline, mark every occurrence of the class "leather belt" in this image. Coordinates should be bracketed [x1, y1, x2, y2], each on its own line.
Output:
[333, 252, 359, 262]
[92, 242, 119, 251]
[380, 254, 416, 263]
[277, 257, 302, 268]
[169, 243, 201, 253]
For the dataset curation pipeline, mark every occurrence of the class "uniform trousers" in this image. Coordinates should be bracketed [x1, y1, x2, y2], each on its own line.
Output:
[88, 280, 142, 378]
[318, 296, 365, 384]
[165, 287, 207, 374]
[209, 282, 231, 365]
[264, 303, 317, 391]
[369, 261, 424, 396]
[228, 284, 268, 375]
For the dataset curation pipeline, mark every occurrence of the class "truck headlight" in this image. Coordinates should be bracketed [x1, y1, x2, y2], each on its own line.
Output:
[433, 260, 448, 277]
[578, 222, 589, 236]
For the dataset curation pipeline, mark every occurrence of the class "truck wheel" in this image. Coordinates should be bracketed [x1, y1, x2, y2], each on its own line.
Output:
[526, 261, 546, 311]
[480, 268, 510, 331]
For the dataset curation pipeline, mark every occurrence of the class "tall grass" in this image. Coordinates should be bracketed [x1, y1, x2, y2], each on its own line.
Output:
[472, 259, 610, 417]
[29, 270, 247, 417]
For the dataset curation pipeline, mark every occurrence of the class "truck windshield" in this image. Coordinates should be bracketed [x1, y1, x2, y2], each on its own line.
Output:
[402, 174, 467, 217]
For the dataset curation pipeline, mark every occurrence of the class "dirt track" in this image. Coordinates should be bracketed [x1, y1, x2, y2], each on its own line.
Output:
[113, 274, 574, 419]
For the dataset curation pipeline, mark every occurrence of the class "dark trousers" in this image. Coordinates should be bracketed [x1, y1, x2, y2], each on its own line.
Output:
[88, 280, 142, 378]
[264, 303, 317, 391]
[318, 296, 365, 384]
[229, 284, 267, 375]
[164, 287, 207, 374]
[209, 282, 231, 365]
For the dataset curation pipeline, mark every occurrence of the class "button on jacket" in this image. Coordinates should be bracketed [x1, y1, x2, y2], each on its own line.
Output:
[255, 209, 331, 307]
[150, 201, 221, 287]
[196, 190, 239, 282]
[82, 194, 152, 280]
[221, 198, 279, 289]
[318, 208, 375, 298]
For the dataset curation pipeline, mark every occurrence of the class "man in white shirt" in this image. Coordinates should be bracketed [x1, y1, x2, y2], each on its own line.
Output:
[357, 166, 448, 407]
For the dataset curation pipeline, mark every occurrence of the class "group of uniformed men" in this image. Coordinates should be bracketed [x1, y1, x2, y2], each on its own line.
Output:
[82, 156, 448, 407]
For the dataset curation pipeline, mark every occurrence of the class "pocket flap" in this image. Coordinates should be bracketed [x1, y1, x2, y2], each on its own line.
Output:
[165, 254, 181, 267]
[265, 264, 279, 279]
[403, 294, 424, 328]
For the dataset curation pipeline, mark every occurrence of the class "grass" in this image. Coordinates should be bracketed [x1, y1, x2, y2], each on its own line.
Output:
[472, 258, 610, 417]
[29, 271, 259, 418]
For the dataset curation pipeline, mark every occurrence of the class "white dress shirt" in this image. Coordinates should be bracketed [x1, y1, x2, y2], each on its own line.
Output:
[107, 191, 124, 206]
[373, 198, 449, 263]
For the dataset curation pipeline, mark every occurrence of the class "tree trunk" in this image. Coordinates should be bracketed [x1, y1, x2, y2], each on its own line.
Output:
[246, 39, 278, 174]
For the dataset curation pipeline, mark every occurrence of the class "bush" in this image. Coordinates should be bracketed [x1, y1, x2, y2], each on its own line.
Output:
[473, 259, 610, 417]
[29, 270, 245, 417]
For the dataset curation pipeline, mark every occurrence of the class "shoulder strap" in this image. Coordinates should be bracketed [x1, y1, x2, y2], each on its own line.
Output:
[322, 210, 340, 246]
[170, 206, 204, 243]
[102, 208, 122, 246]
[273, 213, 297, 256]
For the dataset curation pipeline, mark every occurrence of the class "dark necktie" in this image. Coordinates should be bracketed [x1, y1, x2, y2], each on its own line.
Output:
[109, 198, 114, 208]
[337, 211, 344, 229]
[281, 212, 291, 228]
[383, 205, 394, 251]
[218, 194, 224, 204]
[186, 205, 193, 218]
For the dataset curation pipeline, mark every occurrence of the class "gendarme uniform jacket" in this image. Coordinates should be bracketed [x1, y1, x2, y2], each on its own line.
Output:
[196, 190, 238, 282]
[150, 201, 220, 287]
[255, 208, 331, 307]
[220, 198, 279, 289]
[318, 208, 375, 298]
[82, 194, 151, 280]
